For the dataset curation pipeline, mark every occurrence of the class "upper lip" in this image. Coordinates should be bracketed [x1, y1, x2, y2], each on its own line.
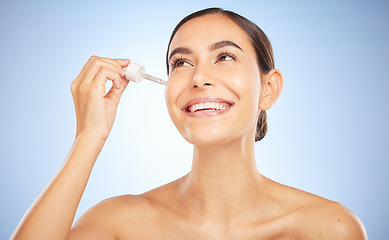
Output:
[182, 96, 235, 112]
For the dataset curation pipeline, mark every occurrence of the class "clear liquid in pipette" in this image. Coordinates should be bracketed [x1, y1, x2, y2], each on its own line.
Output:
[140, 72, 168, 86]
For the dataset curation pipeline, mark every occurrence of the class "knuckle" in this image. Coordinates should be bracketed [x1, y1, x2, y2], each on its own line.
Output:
[101, 67, 110, 75]
[89, 56, 102, 65]
[112, 60, 121, 69]
[92, 58, 105, 68]
[99, 68, 112, 78]
[70, 81, 78, 92]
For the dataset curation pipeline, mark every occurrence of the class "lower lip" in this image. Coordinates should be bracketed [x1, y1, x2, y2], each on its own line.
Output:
[183, 106, 233, 117]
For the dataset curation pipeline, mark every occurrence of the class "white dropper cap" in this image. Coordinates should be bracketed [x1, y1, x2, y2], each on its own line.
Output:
[125, 62, 145, 83]
[125, 62, 167, 86]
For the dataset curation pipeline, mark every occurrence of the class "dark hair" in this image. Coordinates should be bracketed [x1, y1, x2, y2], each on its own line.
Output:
[166, 8, 274, 142]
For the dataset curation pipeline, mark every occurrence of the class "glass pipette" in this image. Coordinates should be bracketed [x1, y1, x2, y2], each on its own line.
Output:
[125, 62, 167, 86]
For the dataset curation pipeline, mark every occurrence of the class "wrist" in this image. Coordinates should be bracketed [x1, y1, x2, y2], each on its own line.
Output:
[67, 132, 106, 166]
[76, 129, 108, 142]
[75, 131, 106, 149]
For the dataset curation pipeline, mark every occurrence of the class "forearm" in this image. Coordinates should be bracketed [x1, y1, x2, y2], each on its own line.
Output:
[11, 133, 105, 240]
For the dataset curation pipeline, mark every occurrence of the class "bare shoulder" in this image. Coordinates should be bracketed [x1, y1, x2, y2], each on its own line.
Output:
[290, 189, 367, 239]
[266, 179, 367, 239]
[68, 180, 180, 239]
[298, 200, 366, 239]
[69, 194, 153, 239]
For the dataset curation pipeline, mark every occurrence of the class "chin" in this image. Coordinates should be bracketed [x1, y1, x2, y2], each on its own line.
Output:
[181, 128, 238, 146]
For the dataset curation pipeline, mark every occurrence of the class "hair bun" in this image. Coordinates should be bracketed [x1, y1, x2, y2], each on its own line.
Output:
[255, 110, 268, 142]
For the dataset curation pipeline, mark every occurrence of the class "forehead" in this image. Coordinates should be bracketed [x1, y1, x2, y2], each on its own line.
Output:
[169, 14, 253, 54]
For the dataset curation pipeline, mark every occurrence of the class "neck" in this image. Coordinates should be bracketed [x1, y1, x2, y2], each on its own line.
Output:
[178, 136, 265, 223]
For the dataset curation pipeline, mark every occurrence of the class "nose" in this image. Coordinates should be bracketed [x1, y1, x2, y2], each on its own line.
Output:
[192, 64, 215, 89]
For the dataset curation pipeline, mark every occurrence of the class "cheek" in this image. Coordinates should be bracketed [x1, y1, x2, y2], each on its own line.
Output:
[224, 65, 262, 126]
[165, 75, 188, 126]
[223, 65, 261, 106]
[166, 70, 195, 105]
[165, 81, 178, 120]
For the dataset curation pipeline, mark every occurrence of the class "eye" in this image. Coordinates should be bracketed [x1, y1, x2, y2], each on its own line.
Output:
[176, 61, 190, 67]
[216, 51, 236, 63]
[170, 56, 192, 69]
[219, 55, 234, 61]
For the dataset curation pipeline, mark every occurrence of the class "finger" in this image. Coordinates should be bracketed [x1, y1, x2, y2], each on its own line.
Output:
[101, 58, 130, 68]
[115, 59, 131, 68]
[105, 79, 130, 106]
[99, 58, 128, 78]
[73, 56, 130, 88]
[83, 59, 121, 87]
[90, 67, 122, 91]
[99, 58, 131, 77]
[74, 56, 100, 85]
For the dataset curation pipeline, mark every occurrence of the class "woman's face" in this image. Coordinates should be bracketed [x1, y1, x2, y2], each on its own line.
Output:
[165, 14, 263, 146]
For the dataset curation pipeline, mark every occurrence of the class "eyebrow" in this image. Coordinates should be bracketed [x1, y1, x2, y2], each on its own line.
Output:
[168, 47, 192, 61]
[168, 40, 243, 61]
[209, 40, 243, 52]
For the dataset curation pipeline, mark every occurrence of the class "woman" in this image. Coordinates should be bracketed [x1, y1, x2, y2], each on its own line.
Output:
[11, 8, 367, 239]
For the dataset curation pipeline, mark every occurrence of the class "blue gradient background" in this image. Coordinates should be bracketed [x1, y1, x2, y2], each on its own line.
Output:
[1, 0, 388, 238]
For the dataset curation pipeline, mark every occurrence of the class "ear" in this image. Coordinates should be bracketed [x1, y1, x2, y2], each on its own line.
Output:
[259, 69, 283, 110]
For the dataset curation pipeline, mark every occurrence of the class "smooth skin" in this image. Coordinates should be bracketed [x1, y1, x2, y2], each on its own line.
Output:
[11, 14, 367, 240]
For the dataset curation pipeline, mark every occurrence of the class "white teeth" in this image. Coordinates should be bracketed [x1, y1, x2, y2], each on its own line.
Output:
[188, 102, 230, 113]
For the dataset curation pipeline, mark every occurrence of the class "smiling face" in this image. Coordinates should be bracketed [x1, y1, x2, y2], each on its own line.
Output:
[165, 14, 263, 146]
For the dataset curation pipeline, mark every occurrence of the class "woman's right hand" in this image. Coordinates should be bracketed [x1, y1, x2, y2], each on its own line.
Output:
[10, 56, 131, 240]
[71, 56, 130, 141]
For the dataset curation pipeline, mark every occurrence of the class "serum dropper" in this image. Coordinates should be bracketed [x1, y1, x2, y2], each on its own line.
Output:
[125, 63, 167, 86]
